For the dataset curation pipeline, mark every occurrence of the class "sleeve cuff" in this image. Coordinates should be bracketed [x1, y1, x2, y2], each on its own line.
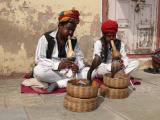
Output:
[52, 61, 61, 70]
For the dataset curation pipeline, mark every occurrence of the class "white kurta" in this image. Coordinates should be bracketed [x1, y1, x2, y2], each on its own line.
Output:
[33, 30, 89, 88]
[91, 40, 139, 77]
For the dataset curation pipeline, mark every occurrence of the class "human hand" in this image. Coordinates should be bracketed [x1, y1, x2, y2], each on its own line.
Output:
[58, 59, 73, 70]
[70, 63, 79, 74]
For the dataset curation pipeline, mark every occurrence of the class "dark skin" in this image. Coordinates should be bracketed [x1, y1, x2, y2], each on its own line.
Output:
[103, 32, 116, 42]
[103, 32, 124, 68]
[57, 22, 79, 73]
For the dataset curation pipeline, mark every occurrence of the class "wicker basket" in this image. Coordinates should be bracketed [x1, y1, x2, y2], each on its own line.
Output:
[114, 70, 129, 78]
[64, 95, 98, 112]
[103, 73, 129, 89]
[100, 85, 129, 99]
[67, 79, 98, 99]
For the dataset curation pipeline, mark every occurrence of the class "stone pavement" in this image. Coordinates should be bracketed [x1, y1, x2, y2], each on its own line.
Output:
[0, 70, 160, 120]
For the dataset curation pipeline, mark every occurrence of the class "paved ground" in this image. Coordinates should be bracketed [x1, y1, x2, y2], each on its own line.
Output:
[0, 70, 160, 120]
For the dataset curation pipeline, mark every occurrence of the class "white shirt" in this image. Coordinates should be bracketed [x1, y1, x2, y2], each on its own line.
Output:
[35, 30, 85, 70]
[93, 40, 129, 67]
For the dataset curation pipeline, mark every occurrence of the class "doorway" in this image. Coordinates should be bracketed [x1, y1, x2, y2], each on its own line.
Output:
[103, 0, 158, 55]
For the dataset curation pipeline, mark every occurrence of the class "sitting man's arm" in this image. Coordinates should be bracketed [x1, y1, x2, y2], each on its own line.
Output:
[93, 40, 102, 57]
[35, 35, 61, 70]
[120, 42, 129, 67]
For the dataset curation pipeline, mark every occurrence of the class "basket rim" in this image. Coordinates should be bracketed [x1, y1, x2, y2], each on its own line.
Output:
[67, 79, 99, 89]
[64, 100, 98, 112]
[105, 85, 129, 90]
[65, 95, 98, 102]
[103, 77, 129, 81]
[103, 73, 129, 79]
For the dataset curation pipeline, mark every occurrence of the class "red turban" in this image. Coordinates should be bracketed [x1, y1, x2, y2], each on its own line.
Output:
[101, 19, 118, 33]
[58, 9, 80, 24]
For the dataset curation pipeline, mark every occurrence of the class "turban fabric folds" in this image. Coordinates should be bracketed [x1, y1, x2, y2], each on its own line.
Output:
[58, 9, 80, 24]
[101, 19, 118, 33]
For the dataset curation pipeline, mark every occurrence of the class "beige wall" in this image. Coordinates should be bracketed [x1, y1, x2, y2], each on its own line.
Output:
[0, 0, 101, 76]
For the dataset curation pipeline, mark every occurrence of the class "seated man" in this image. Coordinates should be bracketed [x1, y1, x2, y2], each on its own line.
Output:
[33, 9, 88, 92]
[91, 19, 139, 78]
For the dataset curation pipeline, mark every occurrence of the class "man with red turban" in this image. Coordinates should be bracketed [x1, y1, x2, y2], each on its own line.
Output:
[23, 9, 89, 93]
[90, 19, 139, 79]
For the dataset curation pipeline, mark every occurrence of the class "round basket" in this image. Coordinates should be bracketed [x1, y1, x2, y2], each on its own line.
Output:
[114, 70, 129, 78]
[67, 79, 98, 99]
[103, 72, 129, 89]
[100, 85, 129, 99]
[64, 95, 98, 112]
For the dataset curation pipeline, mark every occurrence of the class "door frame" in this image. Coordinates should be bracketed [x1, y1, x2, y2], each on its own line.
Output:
[102, 0, 160, 58]
[157, 0, 160, 48]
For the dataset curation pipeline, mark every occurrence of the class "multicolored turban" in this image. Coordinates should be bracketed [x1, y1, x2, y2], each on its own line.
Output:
[101, 19, 118, 33]
[58, 9, 80, 24]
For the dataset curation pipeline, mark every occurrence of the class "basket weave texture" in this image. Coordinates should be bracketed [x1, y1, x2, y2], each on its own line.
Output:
[100, 85, 129, 99]
[64, 95, 98, 112]
[103, 73, 129, 89]
[67, 79, 98, 99]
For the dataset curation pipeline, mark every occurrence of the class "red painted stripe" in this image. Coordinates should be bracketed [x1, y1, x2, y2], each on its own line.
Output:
[127, 54, 152, 58]
[157, 0, 160, 48]
[102, 0, 108, 22]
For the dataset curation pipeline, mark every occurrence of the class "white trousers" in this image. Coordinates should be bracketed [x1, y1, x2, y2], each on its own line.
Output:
[33, 60, 139, 88]
[90, 59, 139, 78]
[33, 65, 89, 88]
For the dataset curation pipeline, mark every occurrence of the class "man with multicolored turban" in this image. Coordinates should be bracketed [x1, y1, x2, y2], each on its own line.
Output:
[29, 9, 88, 92]
[90, 19, 139, 79]
[58, 9, 80, 24]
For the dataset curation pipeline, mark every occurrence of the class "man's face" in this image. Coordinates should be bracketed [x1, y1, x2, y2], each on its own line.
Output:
[103, 32, 116, 42]
[59, 22, 77, 39]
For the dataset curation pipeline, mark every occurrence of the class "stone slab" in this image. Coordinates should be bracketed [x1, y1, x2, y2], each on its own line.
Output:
[0, 107, 28, 120]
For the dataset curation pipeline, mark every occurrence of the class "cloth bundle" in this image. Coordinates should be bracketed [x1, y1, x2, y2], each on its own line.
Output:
[152, 48, 160, 68]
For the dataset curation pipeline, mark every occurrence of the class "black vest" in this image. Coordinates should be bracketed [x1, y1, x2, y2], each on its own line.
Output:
[44, 30, 77, 59]
[100, 37, 121, 62]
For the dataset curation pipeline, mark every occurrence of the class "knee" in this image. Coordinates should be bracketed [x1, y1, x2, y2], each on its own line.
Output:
[97, 64, 111, 75]
[33, 65, 45, 79]
[78, 67, 90, 79]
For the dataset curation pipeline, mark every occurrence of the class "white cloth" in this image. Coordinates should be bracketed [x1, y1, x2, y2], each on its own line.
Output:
[92, 40, 139, 77]
[34, 64, 89, 88]
[22, 78, 48, 89]
[33, 30, 87, 88]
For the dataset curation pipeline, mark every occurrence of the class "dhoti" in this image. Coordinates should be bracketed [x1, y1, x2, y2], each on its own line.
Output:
[33, 65, 89, 88]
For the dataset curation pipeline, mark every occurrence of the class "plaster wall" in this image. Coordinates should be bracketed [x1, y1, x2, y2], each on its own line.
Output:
[0, 0, 101, 76]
